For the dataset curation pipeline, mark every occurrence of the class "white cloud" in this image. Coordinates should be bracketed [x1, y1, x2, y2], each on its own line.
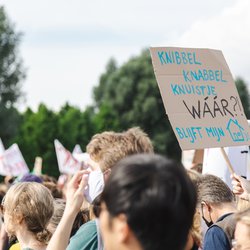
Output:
[0, 0, 238, 110]
[173, 0, 250, 84]
[20, 44, 141, 111]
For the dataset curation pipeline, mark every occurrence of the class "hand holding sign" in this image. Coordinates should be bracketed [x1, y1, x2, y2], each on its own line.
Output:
[231, 173, 250, 201]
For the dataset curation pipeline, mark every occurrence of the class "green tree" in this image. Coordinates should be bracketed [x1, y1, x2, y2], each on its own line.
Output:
[235, 77, 250, 119]
[93, 50, 181, 160]
[15, 104, 59, 176]
[57, 103, 83, 150]
[57, 103, 96, 151]
[0, 7, 25, 146]
[78, 106, 97, 148]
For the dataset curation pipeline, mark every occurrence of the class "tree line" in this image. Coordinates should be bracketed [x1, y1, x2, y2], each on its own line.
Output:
[0, 6, 249, 177]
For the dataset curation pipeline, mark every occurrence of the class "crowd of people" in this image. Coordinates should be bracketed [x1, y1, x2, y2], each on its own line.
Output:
[0, 127, 250, 250]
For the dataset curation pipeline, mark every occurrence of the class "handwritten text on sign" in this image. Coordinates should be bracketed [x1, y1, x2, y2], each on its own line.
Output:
[150, 47, 250, 150]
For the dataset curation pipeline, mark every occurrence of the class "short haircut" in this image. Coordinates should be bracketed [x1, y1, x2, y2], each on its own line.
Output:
[86, 127, 153, 172]
[123, 127, 154, 154]
[4, 182, 54, 243]
[101, 154, 196, 250]
[197, 174, 234, 204]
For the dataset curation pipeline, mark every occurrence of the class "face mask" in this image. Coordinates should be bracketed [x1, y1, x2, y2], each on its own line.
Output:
[201, 202, 213, 227]
[202, 215, 213, 227]
[84, 168, 105, 203]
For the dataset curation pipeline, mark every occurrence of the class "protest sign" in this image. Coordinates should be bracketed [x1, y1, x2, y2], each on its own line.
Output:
[54, 139, 82, 174]
[0, 156, 8, 176]
[150, 47, 250, 150]
[0, 138, 6, 175]
[0, 144, 29, 176]
[0, 138, 4, 154]
[72, 144, 82, 155]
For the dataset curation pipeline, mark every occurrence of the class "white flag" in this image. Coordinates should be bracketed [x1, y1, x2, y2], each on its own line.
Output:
[0, 138, 5, 155]
[72, 144, 82, 155]
[0, 138, 7, 175]
[54, 139, 82, 174]
[0, 155, 8, 176]
[1, 144, 29, 176]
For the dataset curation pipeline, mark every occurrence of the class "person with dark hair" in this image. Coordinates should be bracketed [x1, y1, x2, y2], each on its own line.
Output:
[46, 154, 196, 250]
[100, 154, 197, 250]
[64, 127, 154, 250]
[197, 174, 237, 250]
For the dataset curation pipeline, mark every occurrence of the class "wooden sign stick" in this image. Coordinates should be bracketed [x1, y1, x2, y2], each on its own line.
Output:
[220, 147, 235, 175]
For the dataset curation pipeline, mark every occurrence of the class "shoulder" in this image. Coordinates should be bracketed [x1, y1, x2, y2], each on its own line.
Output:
[67, 220, 98, 250]
[203, 225, 230, 250]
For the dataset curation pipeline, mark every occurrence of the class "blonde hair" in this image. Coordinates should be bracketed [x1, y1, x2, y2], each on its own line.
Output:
[4, 182, 54, 244]
[237, 198, 250, 212]
[123, 127, 154, 154]
[86, 127, 154, 172]
[236, 208, 250, 226]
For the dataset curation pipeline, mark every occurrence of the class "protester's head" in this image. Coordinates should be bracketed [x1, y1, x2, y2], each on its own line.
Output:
[19, 173, 43, 183]
[186, 169, 202, 188]
[43, 181, 63, 199]
[100, 154, 196, 250]
[2, 182, 54, 244]
[197, 174, 235, 227]
[123, 127, 154, 154]
[47, 199, 66, 234]
[39, 174, 57, 184]
[86, 127, 153, 173]
[233, 208, 250, 250]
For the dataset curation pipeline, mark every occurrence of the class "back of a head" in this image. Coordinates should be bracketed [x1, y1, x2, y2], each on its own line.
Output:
[48, 199, 66, 234]
[124, 127, 154, 154]
[4, 182, 54, 244]
[43, 181, 63, 199]
[102, 154, 196, 250]
[19, 173, 43, 183]
[86, 128, 153, 172]
[197, 174, 234, 205]
[86, 131, 118, 162]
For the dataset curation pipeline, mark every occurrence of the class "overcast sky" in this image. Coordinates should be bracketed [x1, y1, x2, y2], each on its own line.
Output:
[1, 0, 249, 111]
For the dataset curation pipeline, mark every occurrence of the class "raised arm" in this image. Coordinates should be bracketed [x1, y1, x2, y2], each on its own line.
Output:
[47, 170, 89, 250]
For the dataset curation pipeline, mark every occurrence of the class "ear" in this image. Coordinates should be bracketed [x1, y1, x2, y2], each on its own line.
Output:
[14, 212, 24, 225]
[115, 214, 130, 243]
[201, 201, 211, 212]
[206, 203, 212, 212]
